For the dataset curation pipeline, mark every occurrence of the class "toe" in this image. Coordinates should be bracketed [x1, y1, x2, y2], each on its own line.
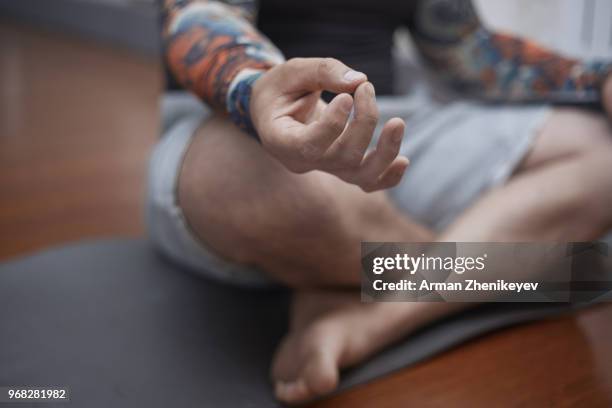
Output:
[289, 379, 309, 403]
[275, 347, 340, 405]
[303, 348, 340, 397]
[275, 379, 309, 405]
[275, 381, 289, 402]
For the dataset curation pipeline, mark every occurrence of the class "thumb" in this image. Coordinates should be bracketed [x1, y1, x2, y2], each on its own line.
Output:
[282, 58, 368, 94]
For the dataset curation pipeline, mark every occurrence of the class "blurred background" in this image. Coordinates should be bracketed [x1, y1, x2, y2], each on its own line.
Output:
[477, 0, 612, 59]
[0, 0, 611, 260]
[0, 2, 611, 407]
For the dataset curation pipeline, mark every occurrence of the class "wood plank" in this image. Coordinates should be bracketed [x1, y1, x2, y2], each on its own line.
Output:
[0, 19, 161, 260]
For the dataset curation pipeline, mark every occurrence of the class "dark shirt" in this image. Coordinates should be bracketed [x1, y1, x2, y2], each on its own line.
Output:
[163, 0, 611, 106]
[258, 0, 416, 95]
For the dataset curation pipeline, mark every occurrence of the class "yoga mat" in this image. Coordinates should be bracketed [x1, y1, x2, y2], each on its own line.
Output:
[0, 239, 583, 407]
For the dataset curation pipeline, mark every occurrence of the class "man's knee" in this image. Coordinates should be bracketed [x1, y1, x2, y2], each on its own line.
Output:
[548, 108, 611, 152]
[589, 147, 612, 227]
[517, 109, 612, 236]
[567, 147, 612, 234]
[522, 108, 612, 171]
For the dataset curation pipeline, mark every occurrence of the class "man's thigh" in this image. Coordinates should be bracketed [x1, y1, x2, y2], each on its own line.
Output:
[177, 114, 418, 286]
[178, 114, 347, 261]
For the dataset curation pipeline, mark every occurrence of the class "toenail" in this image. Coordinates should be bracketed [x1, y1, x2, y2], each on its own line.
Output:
[276, 382, 288, 398]
[285, 382, 296, 394]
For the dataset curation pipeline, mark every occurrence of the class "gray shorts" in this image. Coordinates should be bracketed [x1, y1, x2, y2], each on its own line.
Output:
[146, 88, 551, 287]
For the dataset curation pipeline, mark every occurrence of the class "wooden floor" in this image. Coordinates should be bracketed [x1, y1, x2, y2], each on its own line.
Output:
[0, 20, 160, 259]
[1, 21, 611, 408]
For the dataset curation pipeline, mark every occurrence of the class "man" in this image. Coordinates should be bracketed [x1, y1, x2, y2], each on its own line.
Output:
[149, 0, 612, 403]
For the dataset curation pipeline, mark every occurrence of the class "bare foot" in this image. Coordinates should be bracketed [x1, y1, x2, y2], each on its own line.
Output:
[271, 290, 466, 404]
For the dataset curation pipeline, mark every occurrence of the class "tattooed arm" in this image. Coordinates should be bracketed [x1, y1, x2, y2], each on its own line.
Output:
[161, 0, 284, 135]
[409, 0, 612, 102]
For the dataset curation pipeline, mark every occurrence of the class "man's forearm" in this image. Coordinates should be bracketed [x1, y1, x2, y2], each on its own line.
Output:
[161, 0, 284, 134]
[412, 0, 612, 103]
[419, 28, 612, 103]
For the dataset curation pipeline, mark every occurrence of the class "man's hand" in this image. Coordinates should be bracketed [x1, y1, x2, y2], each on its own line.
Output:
[250, 58, 409, 192]
[603, 74, 612, 120]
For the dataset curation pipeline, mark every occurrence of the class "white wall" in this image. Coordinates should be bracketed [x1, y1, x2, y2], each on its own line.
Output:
[475, 0, 612, 59]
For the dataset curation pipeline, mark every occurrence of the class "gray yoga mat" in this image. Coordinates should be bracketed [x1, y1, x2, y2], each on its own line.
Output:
[0, 239, 583, 407]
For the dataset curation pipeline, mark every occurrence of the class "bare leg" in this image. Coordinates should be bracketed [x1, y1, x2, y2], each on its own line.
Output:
[180, 110, 612, 287]
[441, 108, 612, 242]
[271, 290, 466, 402]
[177, 109, 612, 404]
[178, 114, 432, 288]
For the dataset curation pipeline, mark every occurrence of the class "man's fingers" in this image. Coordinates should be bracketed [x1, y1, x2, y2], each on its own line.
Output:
[325, 82, 379, 168]
[358, 118, 405, 188]
[333, 155, 408, 192]
[283, 58, 367, 94]
[298, 93, 353, 161]
[375, 156, 409, 190]
[330, 117, 408, 192]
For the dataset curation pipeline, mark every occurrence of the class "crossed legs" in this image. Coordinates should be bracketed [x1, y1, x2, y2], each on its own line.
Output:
[177, 108, 612, 403]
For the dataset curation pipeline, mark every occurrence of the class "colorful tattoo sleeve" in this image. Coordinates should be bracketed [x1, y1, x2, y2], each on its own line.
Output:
[161, 0, 284, 136]
[410, 0, 612, 102]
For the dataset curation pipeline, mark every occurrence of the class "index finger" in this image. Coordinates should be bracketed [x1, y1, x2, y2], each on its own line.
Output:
[297, 93, 353, 161]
